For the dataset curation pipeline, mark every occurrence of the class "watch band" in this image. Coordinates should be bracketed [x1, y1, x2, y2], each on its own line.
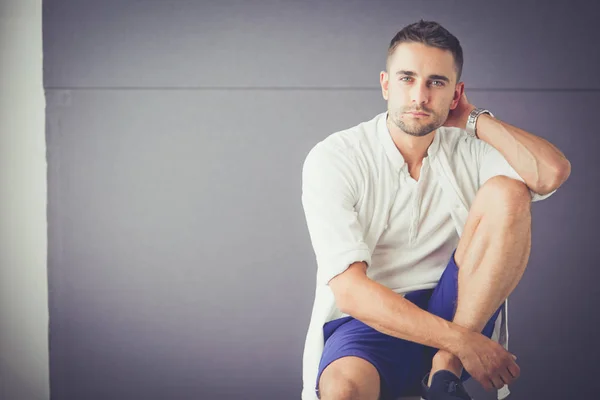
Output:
[465, 108, 494, 138]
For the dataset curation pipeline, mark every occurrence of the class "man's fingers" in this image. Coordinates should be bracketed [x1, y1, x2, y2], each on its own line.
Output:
[507, 362, 521, 379]
[500, 369, 515, 386]
[480, 377, 494, 392]
[491, 376, 504, 390]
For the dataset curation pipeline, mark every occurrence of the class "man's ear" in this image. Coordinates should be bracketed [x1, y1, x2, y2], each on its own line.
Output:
[380, 71, 389, 101]
[450, 82, 464, 110]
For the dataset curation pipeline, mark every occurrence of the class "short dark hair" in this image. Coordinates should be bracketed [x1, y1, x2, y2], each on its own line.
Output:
[387, 20, 464, 82]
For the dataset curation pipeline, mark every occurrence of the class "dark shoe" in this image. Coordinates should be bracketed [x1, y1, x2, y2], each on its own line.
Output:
[421, 370, 472, 400]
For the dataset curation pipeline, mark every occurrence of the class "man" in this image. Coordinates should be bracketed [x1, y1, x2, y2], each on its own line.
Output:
[300, 20, 571, 400]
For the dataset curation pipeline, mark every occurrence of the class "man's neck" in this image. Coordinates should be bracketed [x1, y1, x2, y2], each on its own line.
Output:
[386, 118, 436, 167]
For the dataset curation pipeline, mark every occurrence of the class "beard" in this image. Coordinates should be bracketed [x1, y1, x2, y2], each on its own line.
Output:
[389, 106, 449, 137]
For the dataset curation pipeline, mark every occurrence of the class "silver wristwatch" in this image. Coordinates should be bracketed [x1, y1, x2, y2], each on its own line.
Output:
[465, 108, 494, 138]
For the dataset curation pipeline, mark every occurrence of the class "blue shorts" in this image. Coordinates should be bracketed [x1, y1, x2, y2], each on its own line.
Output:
[315, 249, 504, 399]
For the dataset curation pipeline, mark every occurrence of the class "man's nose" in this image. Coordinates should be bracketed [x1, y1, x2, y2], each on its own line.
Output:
[411, 82, 430, 105]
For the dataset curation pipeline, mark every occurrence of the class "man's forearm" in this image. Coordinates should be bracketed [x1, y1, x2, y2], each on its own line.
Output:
[476, 114, 571, 195]
[336, 268, 468, 356]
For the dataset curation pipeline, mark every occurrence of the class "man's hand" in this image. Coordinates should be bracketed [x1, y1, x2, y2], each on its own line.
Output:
[443, 92, 476, 129]
[455, 330, 521, 391]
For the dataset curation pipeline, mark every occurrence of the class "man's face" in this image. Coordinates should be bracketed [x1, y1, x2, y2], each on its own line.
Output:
[381, 42, 461, 137]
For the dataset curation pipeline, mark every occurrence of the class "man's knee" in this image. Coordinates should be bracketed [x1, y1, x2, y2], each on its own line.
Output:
[318, 356, 380, 400]
[319, 377, 361, 400]
[477, 176, 531, 215]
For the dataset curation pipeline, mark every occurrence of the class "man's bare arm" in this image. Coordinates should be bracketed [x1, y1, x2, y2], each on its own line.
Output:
[330, 262, 468, 354]
[444, 92, 571, 195]
[330, 261, 519, 388]
[476, 114, 571, 195]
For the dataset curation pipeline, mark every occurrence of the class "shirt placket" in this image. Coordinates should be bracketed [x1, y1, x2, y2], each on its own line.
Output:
[408, 191, 419, 245]
[407, 159, 428, 245]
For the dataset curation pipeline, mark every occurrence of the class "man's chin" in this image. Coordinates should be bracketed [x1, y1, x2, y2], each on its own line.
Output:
[401, 124, 438, 137]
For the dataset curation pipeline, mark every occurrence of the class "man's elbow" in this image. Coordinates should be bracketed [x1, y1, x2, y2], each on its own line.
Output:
[556, 159, 572, 185]
[534, 160, 571, 195]
[328, 262, 368, 314]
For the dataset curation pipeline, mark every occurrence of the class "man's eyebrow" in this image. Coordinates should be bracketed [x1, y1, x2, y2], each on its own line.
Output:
[429, 74, 450, 83]
[396, 70, 450, 83]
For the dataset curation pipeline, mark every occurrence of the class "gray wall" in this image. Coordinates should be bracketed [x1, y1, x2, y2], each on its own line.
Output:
[43, 1, 599, 399]
[0, 0, 49, 399]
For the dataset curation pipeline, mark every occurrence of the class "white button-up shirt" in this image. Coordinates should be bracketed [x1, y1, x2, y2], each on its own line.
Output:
[300, 111, 556, 400]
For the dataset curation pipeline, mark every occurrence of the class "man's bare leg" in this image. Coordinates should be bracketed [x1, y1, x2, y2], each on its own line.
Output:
[428, 176, 532, 388]
[318, 356, 380, 400]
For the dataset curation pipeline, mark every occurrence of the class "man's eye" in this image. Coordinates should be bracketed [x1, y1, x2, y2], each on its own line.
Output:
[400, 76, 412, 82]
[431, 80, 444, 87]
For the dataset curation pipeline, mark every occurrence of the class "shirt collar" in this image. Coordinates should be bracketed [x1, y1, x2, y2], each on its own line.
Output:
[376, 111, 441, 173]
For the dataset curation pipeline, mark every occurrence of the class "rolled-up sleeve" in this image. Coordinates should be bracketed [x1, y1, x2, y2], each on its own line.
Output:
[301, 142, 372, 285]
[476, 139, 557, 202]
